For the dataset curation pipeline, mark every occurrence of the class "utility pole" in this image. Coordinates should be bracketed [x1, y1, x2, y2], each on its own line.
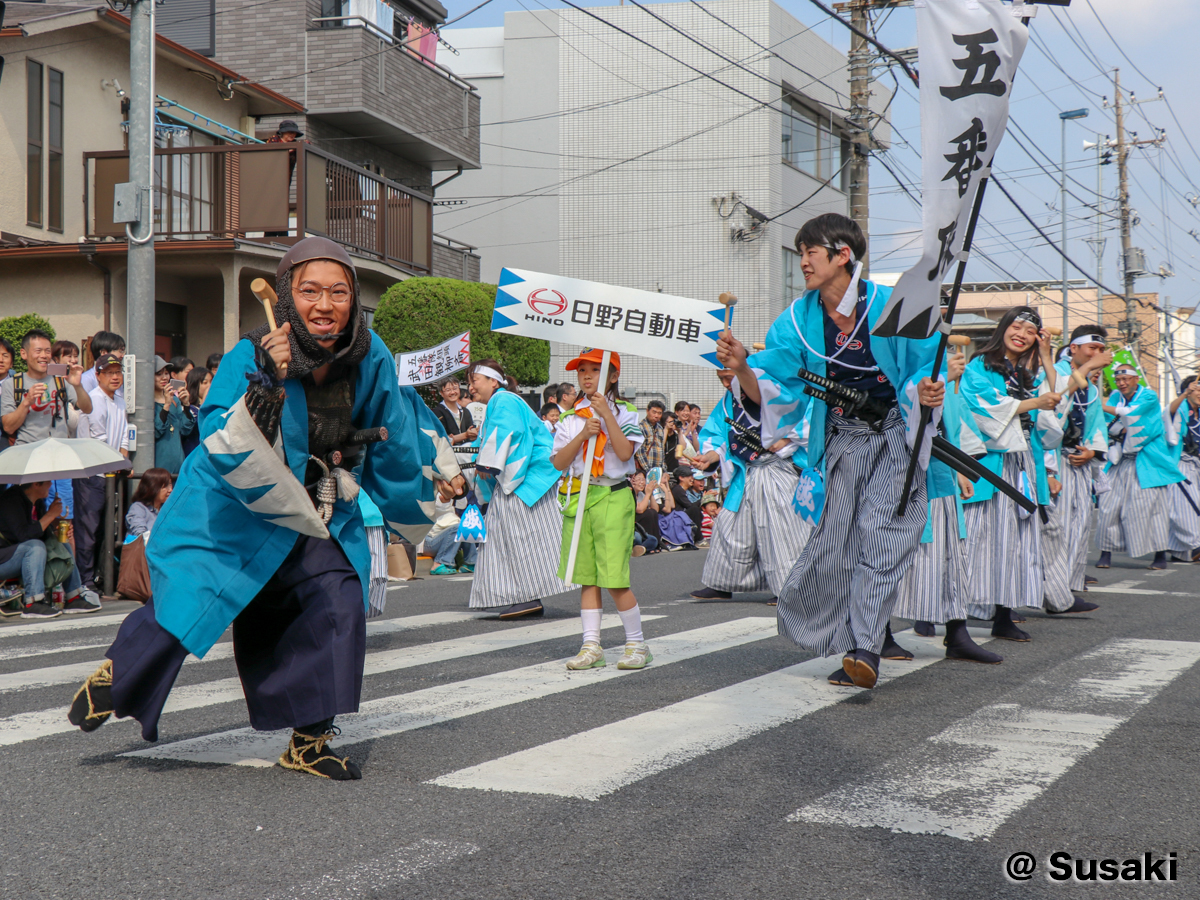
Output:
[1059, 108, 1089, 338]
[126, 0, 156, 469]
[846, 0, 872, 276]
[1112, 69, 1137, 352]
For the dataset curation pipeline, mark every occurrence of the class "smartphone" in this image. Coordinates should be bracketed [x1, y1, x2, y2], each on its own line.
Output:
[46, 363, 69, 377]
[170, 378, 186, 390]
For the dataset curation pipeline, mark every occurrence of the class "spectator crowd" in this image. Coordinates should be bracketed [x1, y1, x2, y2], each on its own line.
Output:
[0, 326, 224, 621]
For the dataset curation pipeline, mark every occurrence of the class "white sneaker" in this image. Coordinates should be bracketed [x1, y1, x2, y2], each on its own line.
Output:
[566, 641, 606, 670]
[616, 641, 653, 670]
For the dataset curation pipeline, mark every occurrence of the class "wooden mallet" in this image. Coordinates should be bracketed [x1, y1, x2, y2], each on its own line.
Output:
[948, 334, 970, 392]
[719, 292, 737, 333]
[250, 277, 287, 378]
[751, 342, 766, 351]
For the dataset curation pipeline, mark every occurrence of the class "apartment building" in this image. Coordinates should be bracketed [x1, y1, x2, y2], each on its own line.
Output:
[434, 0, 891, 411]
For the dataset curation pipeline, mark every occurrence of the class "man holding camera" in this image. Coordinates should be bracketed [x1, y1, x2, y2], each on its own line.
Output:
[1, 328, 91, 445]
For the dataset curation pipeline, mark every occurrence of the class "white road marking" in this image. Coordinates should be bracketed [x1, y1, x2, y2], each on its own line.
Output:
[0, 639, 110, 663]
[0, 612, 130, 639]
[0, 611, 486, 695]
[0, 613, 662, 747]
[123, 617, 773, 767]
[790, 638, 1200, 841]
[430, 629, 993, 800]
[269, 839, 479, 900]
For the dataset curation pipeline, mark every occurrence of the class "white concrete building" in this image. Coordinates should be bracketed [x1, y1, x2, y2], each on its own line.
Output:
[436, 0, 890, 413]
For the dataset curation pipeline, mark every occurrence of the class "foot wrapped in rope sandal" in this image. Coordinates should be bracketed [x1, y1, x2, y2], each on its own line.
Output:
[278, 726, 362, 780]
[67, 660, 114, 732]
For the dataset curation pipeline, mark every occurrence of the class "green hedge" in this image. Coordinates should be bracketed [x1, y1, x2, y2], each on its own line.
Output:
[374, 277, 550, 387]
[0, 315, 56, 372]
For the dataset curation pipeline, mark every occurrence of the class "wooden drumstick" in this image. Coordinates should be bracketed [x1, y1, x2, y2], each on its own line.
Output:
[719, 292, 737, 332]
[947, 334, 970, 393]
[751, 342, 765, 351]
[250, 277, 287, 377]
[1046, 326, 1063, 337]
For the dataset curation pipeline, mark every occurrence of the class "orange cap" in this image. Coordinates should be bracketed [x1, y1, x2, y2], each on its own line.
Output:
[565, 347, 620, 372]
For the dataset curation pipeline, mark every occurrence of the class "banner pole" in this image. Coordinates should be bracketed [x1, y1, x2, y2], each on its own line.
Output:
[564, 348, 611, 584]
[896, 175, 990, 517]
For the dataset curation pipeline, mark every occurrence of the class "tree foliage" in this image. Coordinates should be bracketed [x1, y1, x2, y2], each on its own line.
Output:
[0, 315, 56, 372]
[374, 277, 550, 387]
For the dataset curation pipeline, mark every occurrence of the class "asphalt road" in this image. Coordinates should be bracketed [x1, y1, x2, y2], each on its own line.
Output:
[2, 548, 1198, 899]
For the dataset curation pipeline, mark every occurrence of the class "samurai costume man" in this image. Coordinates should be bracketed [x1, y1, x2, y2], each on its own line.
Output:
[1096, 367, 1183, 570]
[68, 238, 462, 780]
[717, 213, 946, 689]
[894, 355, 1002, 665]
[689, 367, 813, 605]
[1039, 327, 1110, 614]
[1166, 375, 1200, 563]
[466, 358, 576, 619]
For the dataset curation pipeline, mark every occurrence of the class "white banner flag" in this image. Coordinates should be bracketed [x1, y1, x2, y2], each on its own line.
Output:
[395, 331, 471, 386]
[873, 0, 1029, 340]
[490, 268, 729, 369]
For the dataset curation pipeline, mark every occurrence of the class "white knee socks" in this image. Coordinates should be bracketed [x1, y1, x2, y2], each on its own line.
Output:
[618, 604, 643, 644]
[581, 607, 603, 644]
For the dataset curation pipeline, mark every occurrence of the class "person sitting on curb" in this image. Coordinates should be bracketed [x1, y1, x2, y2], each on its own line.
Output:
[0, 481, 100, 619]
[424, 495, 478, 575]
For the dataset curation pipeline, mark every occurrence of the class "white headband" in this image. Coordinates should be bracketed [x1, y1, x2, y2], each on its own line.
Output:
[473, 365, 504, 383]
[1113, 367, 1138, 377]
[835, 245, 864, 317]
[1071, 334, 1106, 346]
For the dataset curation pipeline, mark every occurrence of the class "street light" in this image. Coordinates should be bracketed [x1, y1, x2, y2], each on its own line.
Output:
[1060, 108, 1089, 338]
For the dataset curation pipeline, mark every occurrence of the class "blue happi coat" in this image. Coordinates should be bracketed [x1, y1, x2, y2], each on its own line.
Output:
[1105, 384, 1183, 489]
[745, 279, 943, 474]
[960, 356, 1065, 506]
[473, 389, 560, 507]
[147, 334, 449, 657]
[1049, 358, 1108, 471]
[920, 386, 978, 542]
[697, 390, 806, 514]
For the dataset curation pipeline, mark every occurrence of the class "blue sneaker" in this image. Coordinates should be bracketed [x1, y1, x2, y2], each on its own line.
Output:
[430, 564, 458, 575]
[458, 564, 475, 574]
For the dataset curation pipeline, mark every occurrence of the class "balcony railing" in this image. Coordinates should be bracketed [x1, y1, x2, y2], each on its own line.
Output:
[84, 143, 432, 274]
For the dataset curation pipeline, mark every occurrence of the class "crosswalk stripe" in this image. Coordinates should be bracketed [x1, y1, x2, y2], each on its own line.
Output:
[123, 617, 775, 767]
[0, 612, 131, 639]
[789, 638, 1200, 841]
[271, 839, 479, 900]
[0, 612, 663, 748]
[428, 628, 993, 800]
[0, 611, 487, 695]
[0, 639, 110, 663]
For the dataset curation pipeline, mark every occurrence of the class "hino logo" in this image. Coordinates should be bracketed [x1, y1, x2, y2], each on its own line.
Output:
[528, 288, 568, 317]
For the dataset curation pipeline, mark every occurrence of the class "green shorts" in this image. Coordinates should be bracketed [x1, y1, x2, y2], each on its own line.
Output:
[558, 484, 635, 589]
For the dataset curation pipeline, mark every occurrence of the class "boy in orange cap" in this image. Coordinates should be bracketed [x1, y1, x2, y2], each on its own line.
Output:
[552, 349, 651, 670]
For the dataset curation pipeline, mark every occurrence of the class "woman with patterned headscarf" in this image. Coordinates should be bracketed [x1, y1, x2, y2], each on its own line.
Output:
[68, 237, 463, 780]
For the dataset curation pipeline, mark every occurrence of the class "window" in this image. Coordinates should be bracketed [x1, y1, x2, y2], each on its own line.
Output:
[27, 60, 43, 227]
[47, 68, 64, 232]
[782, 95, 845, 183]
[783, 247, 803, 303]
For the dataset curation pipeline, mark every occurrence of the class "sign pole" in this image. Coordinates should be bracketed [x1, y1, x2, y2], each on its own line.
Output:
[564, 348, 611, 585]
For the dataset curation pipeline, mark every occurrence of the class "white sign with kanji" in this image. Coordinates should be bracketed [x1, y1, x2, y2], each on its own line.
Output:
[873, 0, 1028, 340]
[396, 331, 471, 386]
[489, 268, 729, 369]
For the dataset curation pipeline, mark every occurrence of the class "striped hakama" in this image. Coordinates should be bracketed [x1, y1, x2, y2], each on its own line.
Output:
[1168, 454, 1200, 555]
[701, 455, 813, 596]
[365, 524, 389, 618]
[893, 494, 969, 624]
[776, 410, 927, 657]
[1096, 456, 1169, 559]
[1039, 463, 1093, 611]
[966, 452, 1043, 617]
[469, 489, 576, 609]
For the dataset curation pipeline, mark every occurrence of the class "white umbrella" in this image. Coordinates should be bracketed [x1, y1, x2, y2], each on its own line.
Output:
[0, 438, 132, 484]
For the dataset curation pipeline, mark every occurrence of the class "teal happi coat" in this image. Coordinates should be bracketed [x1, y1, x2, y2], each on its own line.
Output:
[697, 390, 807, 514]
[741, 279, 943, 474]
[473, 389, 560, 507]
[960, 356, 1066, 507]
[1049, 358, 1108, 471]
[147, 334, 451, 657]
[1105, 384, 1184, 489]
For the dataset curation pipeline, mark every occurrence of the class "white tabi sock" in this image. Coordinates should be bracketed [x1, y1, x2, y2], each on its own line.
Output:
[580, 608, 603, 645]
[618, 604, 643, 644]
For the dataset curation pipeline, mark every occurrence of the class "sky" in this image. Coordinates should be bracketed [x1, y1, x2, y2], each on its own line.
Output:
[439, 0, 1200, 337]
